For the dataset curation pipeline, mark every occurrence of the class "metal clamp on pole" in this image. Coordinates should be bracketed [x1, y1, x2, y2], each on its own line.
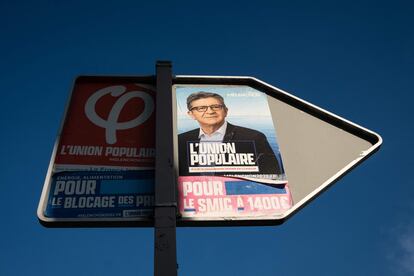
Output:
[154, 61, 178, 276]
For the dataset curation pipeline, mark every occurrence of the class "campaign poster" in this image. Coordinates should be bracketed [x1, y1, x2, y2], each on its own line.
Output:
[176, 85, 292, 219]
[43, 79, 156, 220]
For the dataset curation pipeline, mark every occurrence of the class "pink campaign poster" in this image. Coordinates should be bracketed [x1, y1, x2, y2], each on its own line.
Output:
[175, 85, 292, 220]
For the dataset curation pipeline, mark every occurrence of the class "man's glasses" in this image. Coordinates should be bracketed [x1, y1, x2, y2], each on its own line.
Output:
[190, 104, 225, 112]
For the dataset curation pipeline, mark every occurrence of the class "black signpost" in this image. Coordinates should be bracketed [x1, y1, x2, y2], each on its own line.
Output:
[154, 61, 177, 276]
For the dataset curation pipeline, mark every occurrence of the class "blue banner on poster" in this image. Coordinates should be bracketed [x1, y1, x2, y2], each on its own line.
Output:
[45, 171, 154, 219]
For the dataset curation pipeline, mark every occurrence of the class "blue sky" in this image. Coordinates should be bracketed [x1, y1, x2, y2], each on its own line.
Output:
[1, 1, 413, 275]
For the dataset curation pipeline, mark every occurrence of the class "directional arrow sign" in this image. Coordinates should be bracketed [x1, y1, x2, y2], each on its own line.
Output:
[37, 75, 381, 227]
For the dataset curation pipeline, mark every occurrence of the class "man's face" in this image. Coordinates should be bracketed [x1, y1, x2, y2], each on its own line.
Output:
[188, 97, 227, 128]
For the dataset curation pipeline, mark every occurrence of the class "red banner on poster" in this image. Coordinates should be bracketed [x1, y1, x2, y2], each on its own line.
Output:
[54, 82, 156, 169]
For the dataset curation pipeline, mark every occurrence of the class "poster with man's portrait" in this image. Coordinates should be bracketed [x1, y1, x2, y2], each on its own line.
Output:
[175, 85, 292, 220]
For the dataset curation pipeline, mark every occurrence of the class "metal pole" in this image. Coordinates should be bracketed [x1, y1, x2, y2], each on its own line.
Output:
[154, 61, 177, 276]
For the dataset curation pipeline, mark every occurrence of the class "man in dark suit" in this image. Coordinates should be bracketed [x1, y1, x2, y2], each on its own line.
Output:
[178, 91, 281, 177]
